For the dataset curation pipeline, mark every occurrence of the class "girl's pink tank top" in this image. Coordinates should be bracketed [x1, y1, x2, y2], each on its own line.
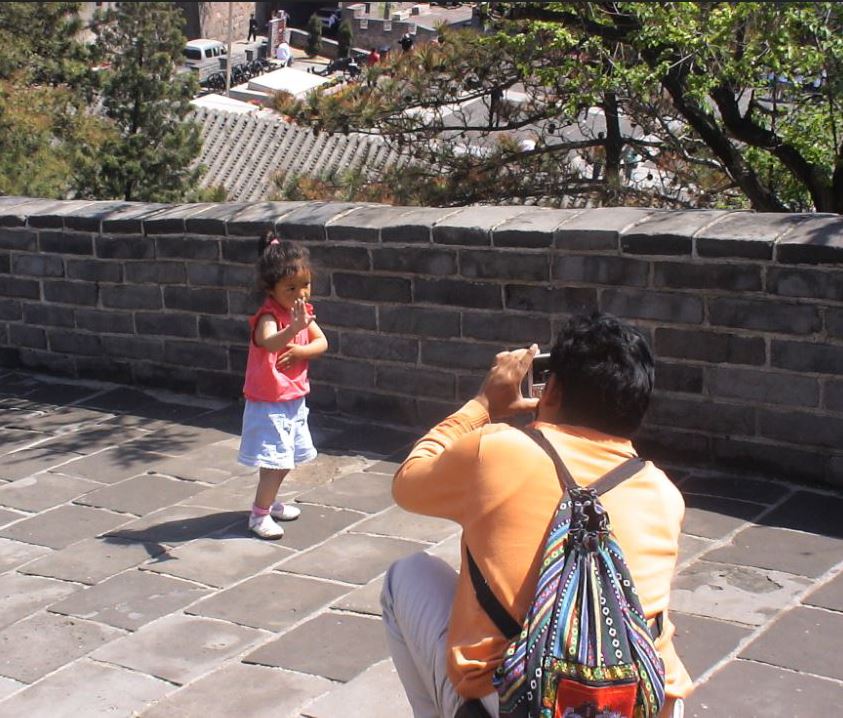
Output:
[242, 297, 311, 402]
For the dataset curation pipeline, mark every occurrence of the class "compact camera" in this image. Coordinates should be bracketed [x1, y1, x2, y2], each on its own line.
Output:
[526, 352, 551, 399]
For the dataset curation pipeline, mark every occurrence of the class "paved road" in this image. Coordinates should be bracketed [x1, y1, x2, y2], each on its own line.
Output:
[0, 369, 841, 717]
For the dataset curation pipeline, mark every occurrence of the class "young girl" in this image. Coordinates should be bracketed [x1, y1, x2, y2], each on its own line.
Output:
[239, 234, 328, 539]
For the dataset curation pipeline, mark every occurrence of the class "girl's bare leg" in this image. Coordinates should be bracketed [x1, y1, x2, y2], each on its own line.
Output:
[253, 468, 289, 509]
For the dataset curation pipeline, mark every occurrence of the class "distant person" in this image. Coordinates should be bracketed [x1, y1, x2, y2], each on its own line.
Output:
[591, 130, 606, 180]
[367, 47, 380, 65]
[399, 32, 414, 52]
[489, 85, 503, 128]
[276, 40, 292, 66]
[247, 13, 257, 42]
[238, 234, 328, 539]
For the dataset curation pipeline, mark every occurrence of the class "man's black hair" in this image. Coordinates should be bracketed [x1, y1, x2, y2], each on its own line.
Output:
[548, 312, 654, 437]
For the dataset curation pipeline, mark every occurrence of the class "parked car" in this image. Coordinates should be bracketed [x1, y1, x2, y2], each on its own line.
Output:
[182, 39, 227, 66]
[314, 7, 341, 31]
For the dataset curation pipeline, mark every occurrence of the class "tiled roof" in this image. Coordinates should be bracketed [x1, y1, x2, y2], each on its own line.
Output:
[191, 107, 406, 201]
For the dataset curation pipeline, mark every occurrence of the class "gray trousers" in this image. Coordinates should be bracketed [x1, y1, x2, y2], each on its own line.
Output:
[381, 552, 686, 718]
[380, 552, 499, 718]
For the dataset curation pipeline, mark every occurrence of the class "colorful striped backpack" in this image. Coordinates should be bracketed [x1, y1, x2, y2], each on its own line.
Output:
[467, 427, 666, 718]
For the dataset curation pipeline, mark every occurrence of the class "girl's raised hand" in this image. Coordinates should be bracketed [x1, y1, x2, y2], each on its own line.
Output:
[290, 298, 315, 332]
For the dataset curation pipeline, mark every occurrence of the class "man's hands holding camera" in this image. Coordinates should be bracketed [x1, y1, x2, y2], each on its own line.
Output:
[474, 344, 540, 421]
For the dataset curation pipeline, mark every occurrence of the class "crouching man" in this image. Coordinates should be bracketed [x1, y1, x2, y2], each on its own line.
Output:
[381, 313, 692, 718]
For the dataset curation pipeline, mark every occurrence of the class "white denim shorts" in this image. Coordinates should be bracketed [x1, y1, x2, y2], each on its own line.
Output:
[238, 397, 317, 470]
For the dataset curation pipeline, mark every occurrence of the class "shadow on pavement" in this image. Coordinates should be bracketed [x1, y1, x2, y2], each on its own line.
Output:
[102, 509, 247, 559]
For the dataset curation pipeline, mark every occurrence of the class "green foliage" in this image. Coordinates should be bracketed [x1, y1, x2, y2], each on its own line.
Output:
[187, 183, 228, 202]
[282, 2, 843, 212]
[337, 20, 353, 59]
[306, 14, 323, 57]
[0, 2, 110, 199]
[0, 2, 92, 88]
[79, 2, 202, 202]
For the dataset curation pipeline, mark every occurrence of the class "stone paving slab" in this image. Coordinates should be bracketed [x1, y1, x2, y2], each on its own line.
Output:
[0, 472, 101, 512]
[302, 658, 411, 718]
[0, 573, 79, 630]
[685, 658, 843, 717]
[2, 371, 843, 717]
[151, 441, 251, 484]
[245, 612, 389, 682]
[351, 506, 459, 544]
[75, 473, 204, 515]
[317, 424, 416, 457]
[180, 473, 263, 510]
[0, 676, 22, 701]
[670, 612, 753, 681]
[18, 536, 164, 585]
[332, 576, 385, 617]
[80, 388, 210, 422]
[142, 534, 293, 588]
[739, 605, 843, 681]
[0, 611, 123, 683]
[364, 460, 402, 475]
[122, 424, 236, 457]
[54, 446, 169, 484]
[0, 509, 23, 528]
[759, 490, 843, 538]
[0, 429, 42, 455]
[10, 383, 97, 406]
[701, 524, 843, 578]
[428, 533, 463, 570]
[285, 452, 372, 488]
[680, 494, 768, 539]
[103, 505, 243, 547]
[295, 471, 396, 513]
[678, 473, 791, 504]
[678, 534, 715, 565]
[279, 532, 427, 585]
[5, 405, 111, 432]
[139, 663, 334, 718]
[0, 659, 172, 717]
[91, 614, 265, 685]
[802, 570, 843, 611]
[0, 503, 129, 549]
[48, 570, 211, 631]
[670, 560, 814, 626]
[185, 573, 349, 632]
[37, 422, 147, 456]
[0, 537, 51, 573]
[247, 505, 365, 552]
[0, 447, 81, 481]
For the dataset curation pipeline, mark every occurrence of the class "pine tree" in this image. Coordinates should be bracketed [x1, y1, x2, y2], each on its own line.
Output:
[83, 2, 201, 202]
[306, 14, 323, 57]
[337, 20, 353, 59]
[0, 2, 106, 198]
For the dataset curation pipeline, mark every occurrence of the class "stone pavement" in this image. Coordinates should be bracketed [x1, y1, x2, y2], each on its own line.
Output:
[0, 369, 841, 718]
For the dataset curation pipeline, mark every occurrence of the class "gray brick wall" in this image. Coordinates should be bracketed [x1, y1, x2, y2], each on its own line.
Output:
[0, 198, 841, 485]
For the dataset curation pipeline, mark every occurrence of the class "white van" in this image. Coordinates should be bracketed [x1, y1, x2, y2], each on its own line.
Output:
[182, 39, 227, 66]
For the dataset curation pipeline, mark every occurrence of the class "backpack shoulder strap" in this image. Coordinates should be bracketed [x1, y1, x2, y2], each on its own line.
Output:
[591, 456, 647, 496]
[519, 426, 577, 492]
[522, 426, 645, 497]
[466, 547, 521, 640]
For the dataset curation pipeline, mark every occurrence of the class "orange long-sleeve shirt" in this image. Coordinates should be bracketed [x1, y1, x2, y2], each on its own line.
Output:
[392, 399, 693, 701]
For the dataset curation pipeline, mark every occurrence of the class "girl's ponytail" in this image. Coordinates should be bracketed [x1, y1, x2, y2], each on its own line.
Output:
[258, 231, 279, 256]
